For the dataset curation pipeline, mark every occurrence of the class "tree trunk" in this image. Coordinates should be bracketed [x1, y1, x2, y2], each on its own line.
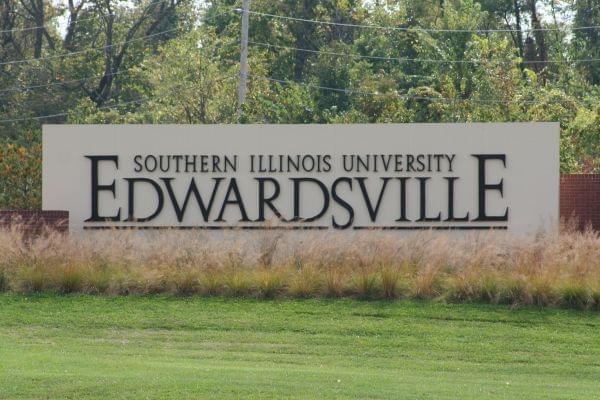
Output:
[92, 0, 176, 105]
[64, 1, 86, 51]
[291, 0, 315, 80]
[528, 0, 547, 83]
[20, 0, 45, 58]
[93, 8, 115, 105]
[512, 0, 524, 59]
[529, 0, 547, 65]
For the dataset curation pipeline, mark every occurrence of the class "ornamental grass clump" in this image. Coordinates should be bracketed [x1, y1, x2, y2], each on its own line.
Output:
[0, 226, 599, 309]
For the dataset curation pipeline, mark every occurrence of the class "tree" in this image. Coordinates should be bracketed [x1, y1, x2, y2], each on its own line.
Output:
[0, 0, 598, 180]
[573, 0, 600, 84]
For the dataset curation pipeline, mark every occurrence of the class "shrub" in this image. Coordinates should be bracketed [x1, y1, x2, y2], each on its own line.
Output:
[323, 268, 345, 298]
[15, 263, 47, 293]
[413, 264, 445, 300]
[200, 270, 223, 296]
[591, 289, 600, 312]
[559, 284, 592, 310]
[224, 271, 252, 297]
[0, 229, 598, 310]
[353, 271, 381, 300]
[171, 268, 202, 296]
[54, 264, 84, 294]
[289, 265, 322, 298]
[0, 268, 8, 292]
[498, 278, 532, 306]
[254, 269, 285, 299]
[85, 266, 113, 294]
[380, 265, 401, 299]
[0, 138, 42, 210]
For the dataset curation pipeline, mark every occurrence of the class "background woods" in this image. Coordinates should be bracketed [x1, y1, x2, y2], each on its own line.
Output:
[0, 0, 599, 209]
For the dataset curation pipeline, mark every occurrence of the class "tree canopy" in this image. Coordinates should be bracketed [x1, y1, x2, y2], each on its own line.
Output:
[1, 0, 599, 208]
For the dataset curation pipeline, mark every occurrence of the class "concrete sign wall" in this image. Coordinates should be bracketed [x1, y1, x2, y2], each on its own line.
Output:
[43, 123, 559, 234]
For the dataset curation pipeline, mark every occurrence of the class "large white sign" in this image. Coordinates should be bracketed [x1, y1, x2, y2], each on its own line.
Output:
[43, 123, 559, 234]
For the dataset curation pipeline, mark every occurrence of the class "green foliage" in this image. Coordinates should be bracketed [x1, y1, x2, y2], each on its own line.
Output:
[1, 0, 599, 208]
[567, 106, 600, 172]
[0, 135, 41, 210]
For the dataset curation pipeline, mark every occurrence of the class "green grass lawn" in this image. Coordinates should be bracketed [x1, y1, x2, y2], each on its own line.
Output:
[0, 296, 599, 399]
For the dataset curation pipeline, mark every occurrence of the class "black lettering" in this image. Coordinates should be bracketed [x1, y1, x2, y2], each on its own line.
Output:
[446, 154, 456, 173]
[291, 178, 330, 222]
[434, 154, 444, 172]
[395, 177, 410, 222]
[124, 178, 164, 222]
[158, 155, 170, 173]
[416, 154, 426, 172]
[342, 155, 354, 172]
[185, 155, 197, 173]
[144, 155, 157, 172]
[256, 178, 284, 221]
[215, 178, 250, 222]
[394, 155, 403, 172]
[444, 177, 469, 221]
[133, 155, 142, 173]
[356, 155, 369, 172]
[406, 154, 415, 172]
[224, 155, 237, 172]
[331, 178, 354, 229]
[356, 177, 391, 222]
[381, 154, 392, 171]
[417, 177, 441, 221]
[472, 154, 509, 221]
[301, 155, 315, 172]
[322, 155, 332, 172]
[85, 155, 121, 222]
[268, 155, 277, 173]
[161, 177, 223, 222]
[200, 155, 209, 173]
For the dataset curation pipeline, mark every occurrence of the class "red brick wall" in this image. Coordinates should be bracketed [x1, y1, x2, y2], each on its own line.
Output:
[0, 210, 69, 235]
[560, 174, 600, 231]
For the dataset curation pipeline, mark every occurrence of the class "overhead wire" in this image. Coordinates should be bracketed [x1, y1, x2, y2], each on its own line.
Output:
[0, 6, 589, 123]
[0, 68, 132, 95]
[0, 9, 232, 96]
[248, 74, 550, 105]
[237, 8, 600, 34]
[0, 75, 237, 124]
[248, 40, 600, 65]
[0, 27, 181, 66]
[0, 0, 172, 34]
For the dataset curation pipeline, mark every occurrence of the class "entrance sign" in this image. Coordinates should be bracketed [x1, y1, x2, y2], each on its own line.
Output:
[43, 123, 559, 233]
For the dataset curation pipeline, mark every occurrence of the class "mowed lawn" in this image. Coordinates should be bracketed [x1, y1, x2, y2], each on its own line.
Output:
[0, 296, 599, 400]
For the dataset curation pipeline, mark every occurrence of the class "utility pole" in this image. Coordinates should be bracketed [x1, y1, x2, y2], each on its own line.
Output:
[237, 0, 251, 121]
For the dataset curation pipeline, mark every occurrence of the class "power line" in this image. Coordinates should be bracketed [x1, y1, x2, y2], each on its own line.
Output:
[0, 8, 232, 66]
[239, 8, 599, 33]
[0, 71, 569, 124]
[1, 11, 234, 95]
[0, 75, 237, 124]
[248, 73, 550, 105]
[0, 98, 147, 123]
[0, 15, 102, 35]
[0, 0, 172, 34]
[4, 4, 593, 36]
[0, 68, 132, 95]
[0, 27, 180, 66]
[249, 40, 600, 65]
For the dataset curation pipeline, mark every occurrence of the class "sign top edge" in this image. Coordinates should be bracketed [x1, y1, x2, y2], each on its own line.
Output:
[42, 122, 560, 129]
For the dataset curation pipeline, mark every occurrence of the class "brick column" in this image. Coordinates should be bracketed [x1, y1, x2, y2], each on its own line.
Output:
[0, 210, 69, 235]
[560, 174, 600, 231]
